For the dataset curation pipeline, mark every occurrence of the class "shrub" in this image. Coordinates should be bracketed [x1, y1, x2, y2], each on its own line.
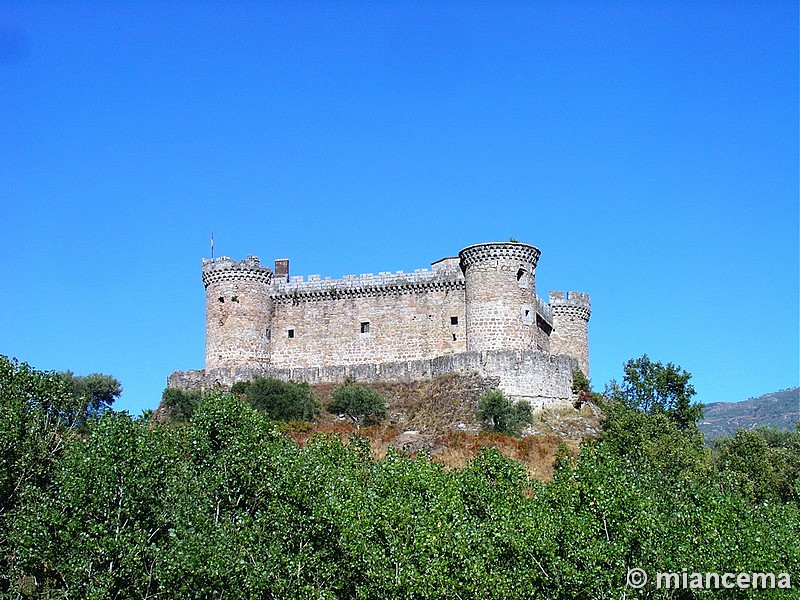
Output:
[244, 376, 319, 422]
[713, 427, 800, 503]
[328, 378, 387, 427]
[231, 380, 250, 395]
[476, 389, 532, 437]
[161, 387, 202, 421]
[571, 369, 590, 393]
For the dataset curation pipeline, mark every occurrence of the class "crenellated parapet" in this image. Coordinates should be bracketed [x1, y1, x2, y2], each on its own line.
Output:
[202, 256, 273, 288]
[458, 242, 541, 270]
[549, 290, 591, 321]
[535, 295, 553, 328]
[270, 267, 465, 304]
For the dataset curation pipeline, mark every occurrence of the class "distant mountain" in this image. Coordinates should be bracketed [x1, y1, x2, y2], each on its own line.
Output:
[699, 387, 800, 441]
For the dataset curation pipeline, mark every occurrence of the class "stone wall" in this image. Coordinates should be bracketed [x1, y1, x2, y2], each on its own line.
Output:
[268, 267, 467, 367]
[169, 348, 577, 410]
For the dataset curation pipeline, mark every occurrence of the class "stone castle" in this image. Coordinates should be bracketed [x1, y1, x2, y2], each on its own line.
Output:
[168, 241, 591, 409]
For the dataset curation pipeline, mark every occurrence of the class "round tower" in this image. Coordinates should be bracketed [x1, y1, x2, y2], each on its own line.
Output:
[459, 242, 541, 353]
[548, 291, 591, 378]
[202, 255, 273, 371]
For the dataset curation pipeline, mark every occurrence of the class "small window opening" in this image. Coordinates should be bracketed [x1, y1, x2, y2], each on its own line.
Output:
[288, 329, 295, 339]
[517, 268, 529, 289]
[452, 333, 457, 341]
[450, 316, 459, 325]
[218, 296, 225, 303]
[231, 296, 239, 303]
[265, 328, 271, 341]
[360, 322, 370, 334]
[524, 309, 530, 317]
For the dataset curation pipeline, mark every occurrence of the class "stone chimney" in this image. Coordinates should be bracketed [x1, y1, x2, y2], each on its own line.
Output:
[274, 258, 289, 283]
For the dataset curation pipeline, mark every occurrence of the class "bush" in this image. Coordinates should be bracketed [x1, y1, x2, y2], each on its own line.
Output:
[327, 378, 386, 427]
[231, 380, 250, 396]
[161, 387, 202, 422]
[571, 369, 590, 393]
[713, 427, 800, 503]
[244, 376, 319, 422]
[599, 396, 709, 482]
[476, 389, 532, 437]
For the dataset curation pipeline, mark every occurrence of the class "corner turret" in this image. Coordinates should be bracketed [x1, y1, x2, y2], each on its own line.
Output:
[459, 242, 541, 353]
[203, 256, 273, 371]
[549, 290, 591, 377]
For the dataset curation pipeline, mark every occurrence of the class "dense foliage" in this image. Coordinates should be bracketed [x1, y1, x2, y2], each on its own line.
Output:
[606, 354, 701, 429]
[1, 355, 798, 598]
[476, 388, 533, 436]
[238, 375, 320, 422]
[571, 369, 591, 394]
[712, 426, 800, 504]
[327, 378, 387, 427]
[161, 387, 203, 421]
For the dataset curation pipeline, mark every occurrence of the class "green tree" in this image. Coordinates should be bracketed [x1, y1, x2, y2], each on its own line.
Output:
[0, 356, 81, 594]
[571, 369, 590, 393]
[59, 371, 122, 426]
[600, 396, 710, 482]
[160, 387, 202, 421]
[713, 427, 800, 503]
[605, 354, 701, 429]
[231, 380, 250, 395]
[327, 378, 387, 427]
[475, 389, 532, 436]
[244, 376, 319, 422]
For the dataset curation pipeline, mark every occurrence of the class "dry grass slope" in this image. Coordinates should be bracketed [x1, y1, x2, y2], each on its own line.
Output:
[297, 373, 600, 480]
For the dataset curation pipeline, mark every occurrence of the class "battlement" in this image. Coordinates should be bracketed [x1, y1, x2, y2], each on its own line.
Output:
[201, 255, 273, 288]
[549, 290, 590, 304]
[549, 290, 591, 320]
[535, 295, 553, 326]
[271, 265, 465, 303]
[459, 242, 541, 269]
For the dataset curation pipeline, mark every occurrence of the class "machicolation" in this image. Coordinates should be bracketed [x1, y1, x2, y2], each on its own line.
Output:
[169, 241, 592, 410]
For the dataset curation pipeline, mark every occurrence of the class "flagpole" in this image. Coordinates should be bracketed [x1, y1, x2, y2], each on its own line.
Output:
[211, 232, 215, 262]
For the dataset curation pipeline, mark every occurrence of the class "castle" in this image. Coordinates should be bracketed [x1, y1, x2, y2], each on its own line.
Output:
[168, 241, 591, 409]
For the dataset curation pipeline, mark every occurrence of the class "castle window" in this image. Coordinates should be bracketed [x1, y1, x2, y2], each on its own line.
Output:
[288, 329, 295, 339]
[452, 333, 457, 341]
[231, 296, 239, 303]
[517, 268, 529, 289]
[360, 322, 370, 334]
[265, 328, 271, 341]
[522, 305, 534, 325]
[218, 296, 225, 303]
[450, 316, 459, 325]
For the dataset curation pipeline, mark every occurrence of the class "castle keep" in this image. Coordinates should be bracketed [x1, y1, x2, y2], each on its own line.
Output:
[169, 242, 591, 409]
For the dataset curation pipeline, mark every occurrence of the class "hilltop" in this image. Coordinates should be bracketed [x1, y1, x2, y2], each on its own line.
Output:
[699, 387, 799, 440]
[158, 373, 601, 479]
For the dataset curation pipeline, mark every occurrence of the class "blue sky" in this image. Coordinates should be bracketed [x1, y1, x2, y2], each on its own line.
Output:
[2, 1, 797, 415]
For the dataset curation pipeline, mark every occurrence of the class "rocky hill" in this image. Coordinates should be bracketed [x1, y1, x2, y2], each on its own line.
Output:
[699, 387, 799, 440]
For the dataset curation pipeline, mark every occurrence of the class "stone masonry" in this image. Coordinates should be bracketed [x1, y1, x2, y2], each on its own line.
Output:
[169, 242, 591, 409]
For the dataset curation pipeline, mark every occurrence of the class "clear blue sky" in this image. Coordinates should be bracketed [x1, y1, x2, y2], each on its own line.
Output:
[2, 1, 797, 415]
